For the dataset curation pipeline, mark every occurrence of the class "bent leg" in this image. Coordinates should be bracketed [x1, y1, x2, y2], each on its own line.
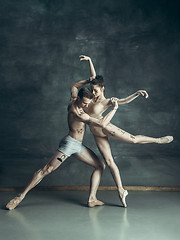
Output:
[103, 123, 173, 144]
[6, 151, 68, 210]
[94, 136, 128, 207]
[75, 147, 105, 207]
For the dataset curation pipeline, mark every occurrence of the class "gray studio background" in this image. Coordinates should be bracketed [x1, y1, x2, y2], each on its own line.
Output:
[0, 0, 179, 187]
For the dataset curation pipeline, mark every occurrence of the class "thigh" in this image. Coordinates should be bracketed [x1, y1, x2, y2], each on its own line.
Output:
[75, 147, 103, 168]
[46, 150, 68, 171]
[94, 136, 114, 162]
[103, 123, 135, 143]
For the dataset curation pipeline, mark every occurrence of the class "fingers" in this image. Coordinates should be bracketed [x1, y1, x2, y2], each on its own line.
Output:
[142, 91, 149, 99]
[110, 97, 118, 108]
[111, 97, 118, 102]
[79, 55, 89, 61]
[145, 91, 149, 98]
[139, 90, 149, 99]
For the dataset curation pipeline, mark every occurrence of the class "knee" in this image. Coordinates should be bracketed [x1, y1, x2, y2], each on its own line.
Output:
[98, 160, 106, 172]
[105, 158, 114, 168]
[36, 165, 54, 178]
[46, 165, 54, 174]
[101, 161, 106, 171]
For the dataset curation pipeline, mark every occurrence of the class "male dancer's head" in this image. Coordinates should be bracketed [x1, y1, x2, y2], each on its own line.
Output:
[77, 87, 93, 108]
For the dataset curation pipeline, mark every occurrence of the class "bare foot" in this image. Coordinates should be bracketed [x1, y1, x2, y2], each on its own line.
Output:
[88, 200, 104, 208]
[119, 190, 128, 208]
[157, 136, 173, 144]
[6, 195, 24, 210]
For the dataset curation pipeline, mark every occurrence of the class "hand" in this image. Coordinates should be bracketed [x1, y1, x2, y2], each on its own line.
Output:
[111, 97, 118, 109]
[79, 55, 91, 61]
[137, 90, 149, 99]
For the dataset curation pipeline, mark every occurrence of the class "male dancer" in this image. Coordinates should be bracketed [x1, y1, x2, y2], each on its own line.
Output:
[78, 55, 173, 207]
[6, 80, 119, 210]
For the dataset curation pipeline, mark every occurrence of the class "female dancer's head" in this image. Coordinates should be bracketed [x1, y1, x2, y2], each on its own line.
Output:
[90, 75, 105, 98]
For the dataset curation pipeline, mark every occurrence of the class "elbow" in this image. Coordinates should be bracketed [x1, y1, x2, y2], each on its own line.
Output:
[71, 84, 76, 89]
[98, 119, 106, 129]
[98, 118, 108, 129]
[90, 75, 96, 81]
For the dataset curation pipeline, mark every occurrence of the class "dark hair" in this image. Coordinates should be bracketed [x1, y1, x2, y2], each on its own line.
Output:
[78, 87, 93, 99]
[91, 75, 105, 88]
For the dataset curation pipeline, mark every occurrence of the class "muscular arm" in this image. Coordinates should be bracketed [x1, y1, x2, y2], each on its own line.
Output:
[71, 78, 91, 100]
[79, 55, 96, 78]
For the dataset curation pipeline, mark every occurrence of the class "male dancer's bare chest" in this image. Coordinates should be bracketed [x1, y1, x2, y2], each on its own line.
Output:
[68, 103, 86, 134]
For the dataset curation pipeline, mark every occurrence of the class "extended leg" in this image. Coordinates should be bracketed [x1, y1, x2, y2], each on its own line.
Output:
[6, 151, 68, 210]
[103, 123, 173, 144]
[75, 147, 105, 207]
[94, 136, 128, 207]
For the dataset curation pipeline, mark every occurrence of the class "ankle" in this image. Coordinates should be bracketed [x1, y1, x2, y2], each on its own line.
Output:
[118, 187, 125, 194]
[88, 196, 96, 202]
[18, 193, 25, 199]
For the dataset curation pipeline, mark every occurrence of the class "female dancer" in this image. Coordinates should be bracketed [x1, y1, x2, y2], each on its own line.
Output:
[78, 55, 173, 207]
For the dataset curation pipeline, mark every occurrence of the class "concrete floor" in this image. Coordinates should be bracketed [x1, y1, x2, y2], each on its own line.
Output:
[1, 190, 180, 240]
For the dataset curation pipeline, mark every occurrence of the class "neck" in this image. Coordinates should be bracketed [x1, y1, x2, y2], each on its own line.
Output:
[94, 93, 105, 102]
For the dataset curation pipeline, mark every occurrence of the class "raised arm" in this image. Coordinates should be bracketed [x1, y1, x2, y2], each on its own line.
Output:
[71, 55, 97, 100]
[79, 55, 96, 78]
[70, 78, 91, 100]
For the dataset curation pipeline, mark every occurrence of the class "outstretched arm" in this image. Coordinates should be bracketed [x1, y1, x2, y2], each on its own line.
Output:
[117, 90, 149, 104]
[105, 90, 149, 107]
[79, 55, 96, 78]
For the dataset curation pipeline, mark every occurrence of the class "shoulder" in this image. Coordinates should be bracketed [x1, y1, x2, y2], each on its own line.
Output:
[69, 96, 77, 103]
[102, 98, 112, 106]
[68, 98, 76, 112]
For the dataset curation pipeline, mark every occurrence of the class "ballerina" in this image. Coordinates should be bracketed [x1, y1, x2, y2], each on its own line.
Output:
[77, 55, 173, 207]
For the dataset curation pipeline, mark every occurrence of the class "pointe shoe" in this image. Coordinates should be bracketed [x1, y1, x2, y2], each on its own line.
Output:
[119, 190, 128, 208]
[158, 136, 173, 144]
[6, 195, 23, 210]
[88, 200, 104, 208]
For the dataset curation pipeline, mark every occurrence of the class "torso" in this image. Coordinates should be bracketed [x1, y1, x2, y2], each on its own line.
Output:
[86, 97, 111, 137]
[67, 100, 86, 142]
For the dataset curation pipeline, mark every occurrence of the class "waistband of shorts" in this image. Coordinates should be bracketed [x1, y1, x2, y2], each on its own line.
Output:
[66, 135, 82, 144]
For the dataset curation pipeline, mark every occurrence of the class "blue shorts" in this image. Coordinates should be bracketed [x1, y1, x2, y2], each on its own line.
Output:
[57, 135, 86, 157]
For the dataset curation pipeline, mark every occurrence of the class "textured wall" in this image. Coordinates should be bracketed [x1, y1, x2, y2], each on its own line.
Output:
[0, 0, 179, 187]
